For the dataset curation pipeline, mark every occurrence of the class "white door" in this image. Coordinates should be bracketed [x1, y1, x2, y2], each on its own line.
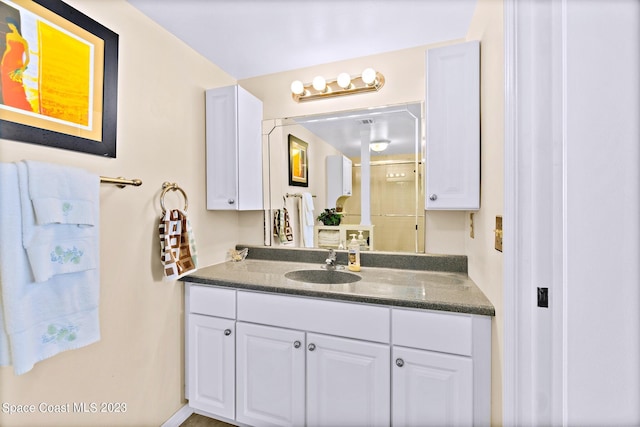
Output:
[306, 333, 390, 427]
[392, 346, 472, 427]
[425, 40, 480, 210]
[236, 322, 305, 427]
[188, 314, 235, 419]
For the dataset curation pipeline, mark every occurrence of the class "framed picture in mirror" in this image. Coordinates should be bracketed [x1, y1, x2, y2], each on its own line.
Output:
[288, 134, 308, 187]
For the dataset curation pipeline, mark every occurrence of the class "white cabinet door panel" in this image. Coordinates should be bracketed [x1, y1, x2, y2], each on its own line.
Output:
[425, 41, 480, 210]
[188, 314, 235, 419]
[206, 85, 263, 210]
[236, 322, 305, 427]
[306, 333, 390, 427]
[392, 346, 473, 427]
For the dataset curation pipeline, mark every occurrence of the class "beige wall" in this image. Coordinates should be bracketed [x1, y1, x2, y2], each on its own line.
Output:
[0, 1, 238, 425]
[466, 0, 505, 425]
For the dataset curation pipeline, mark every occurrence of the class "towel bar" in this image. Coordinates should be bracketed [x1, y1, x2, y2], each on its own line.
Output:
[100, 176, 143, 188]
[286, 193, 316, 198]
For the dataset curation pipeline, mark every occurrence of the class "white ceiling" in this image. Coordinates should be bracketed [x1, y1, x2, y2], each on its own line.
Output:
[126, 0, 478, 80]
[126, 0, 477, 157]
[292, 103, 422, 157]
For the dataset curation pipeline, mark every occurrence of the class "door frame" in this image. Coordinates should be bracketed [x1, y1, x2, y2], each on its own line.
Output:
[503, 0, 566, 424]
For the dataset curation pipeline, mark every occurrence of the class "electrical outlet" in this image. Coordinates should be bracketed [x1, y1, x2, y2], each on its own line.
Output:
[537, 287, 549, 308]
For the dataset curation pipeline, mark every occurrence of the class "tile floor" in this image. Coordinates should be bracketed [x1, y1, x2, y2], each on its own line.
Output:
[179, 413, 235, 427]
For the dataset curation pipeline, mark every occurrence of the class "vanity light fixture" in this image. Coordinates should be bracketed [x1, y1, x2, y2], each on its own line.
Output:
[370, 139, 390, 152]
[291, 68, 385, 102]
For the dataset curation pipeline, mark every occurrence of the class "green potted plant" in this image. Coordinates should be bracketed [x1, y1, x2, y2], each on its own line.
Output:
[317, 208, 342, 226]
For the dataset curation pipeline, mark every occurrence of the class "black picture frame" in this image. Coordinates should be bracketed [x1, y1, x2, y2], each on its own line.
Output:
[288, 134, 308, 187]
[0, 0, 119, 157]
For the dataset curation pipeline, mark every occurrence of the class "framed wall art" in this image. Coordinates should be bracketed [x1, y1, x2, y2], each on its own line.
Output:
[288, 134, 308, 187]
[0, 0, 119, 157]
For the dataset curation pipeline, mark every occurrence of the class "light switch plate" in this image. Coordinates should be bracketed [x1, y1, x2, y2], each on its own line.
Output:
[495, 216, 503, 252]
[470, 213, 475, 238]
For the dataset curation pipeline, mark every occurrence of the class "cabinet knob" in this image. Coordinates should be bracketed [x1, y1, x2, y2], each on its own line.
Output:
[224, 329, 232, 336]
[228, 199, 235, 204]
[293, 340, 301, 349]
[429, 194, 438, 201]
[395, 358, 405, 367]
[307, 343, 316, 351]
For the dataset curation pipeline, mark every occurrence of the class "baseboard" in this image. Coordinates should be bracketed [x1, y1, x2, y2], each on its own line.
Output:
[161, 404, 193, 427]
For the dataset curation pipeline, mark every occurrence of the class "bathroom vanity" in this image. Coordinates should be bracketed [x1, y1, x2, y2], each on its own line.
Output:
[183, 247, 494, 426]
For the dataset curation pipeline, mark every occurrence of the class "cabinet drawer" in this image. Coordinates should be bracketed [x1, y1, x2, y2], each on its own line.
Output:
[237, 291, 390, 343]
[392, 308, 472, 356]
[188, 284, 236, 318]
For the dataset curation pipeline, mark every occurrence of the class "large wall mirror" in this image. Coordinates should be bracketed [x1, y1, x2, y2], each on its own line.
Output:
[264, 102, 425, 253]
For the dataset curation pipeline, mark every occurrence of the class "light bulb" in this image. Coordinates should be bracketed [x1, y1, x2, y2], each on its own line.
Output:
[370, 140, 390, 152]
[362, 68, 377, 85]
[337, 72, 351, 89]
[290, 80, 304, 95]
[312, 76, 326, 92]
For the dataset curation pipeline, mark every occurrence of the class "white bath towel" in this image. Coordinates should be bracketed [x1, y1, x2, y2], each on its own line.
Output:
[0, 162, 100, 375]
[301, 192, 315, 248]
[24, 160, 97, 226]
[18, 162, 98, 283]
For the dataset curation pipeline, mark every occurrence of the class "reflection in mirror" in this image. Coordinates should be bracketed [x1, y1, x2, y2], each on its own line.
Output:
[265, 103, 424, 253]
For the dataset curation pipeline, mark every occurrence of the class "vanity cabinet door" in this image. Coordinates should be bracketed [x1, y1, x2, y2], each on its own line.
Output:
[205, 85, 263, 211]
[392, 346, 473, 427]
[425, 40, 480, 210]
[188, 314, 235, 419]
[306, 333, 390, 427]
[236, 322, 305, 427]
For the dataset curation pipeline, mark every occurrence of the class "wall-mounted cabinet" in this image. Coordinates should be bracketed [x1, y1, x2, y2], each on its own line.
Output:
[326, 155, 352, 209]
[206, 85, 263, 210]
[425, 41, 480, 210]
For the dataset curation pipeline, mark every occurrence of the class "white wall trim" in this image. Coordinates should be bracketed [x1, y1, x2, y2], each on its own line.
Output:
[503, 0, 567, 424]
[161, 404, 194, 427]
[501, 0, 517, 424]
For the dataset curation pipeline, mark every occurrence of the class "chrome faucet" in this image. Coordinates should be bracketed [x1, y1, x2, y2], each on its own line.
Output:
[324, 249, 337, 270]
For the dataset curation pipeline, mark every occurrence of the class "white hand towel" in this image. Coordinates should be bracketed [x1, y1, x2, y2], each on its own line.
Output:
[24, 160, 97, 226]
[0, 162, 100, 375]
[18, 162, 98, 283]
[301, 192, 315, 248]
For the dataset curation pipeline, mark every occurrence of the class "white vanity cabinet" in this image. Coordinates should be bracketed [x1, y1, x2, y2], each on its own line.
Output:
[185, 283, 491, 426]
[205, 85, 263, 210]
[185, 285, 236, 420]
[391, 307, 491, 426]
[326, 155, 352, 208]
[236, 290, 391, 427]
[425, 40, 480, 210]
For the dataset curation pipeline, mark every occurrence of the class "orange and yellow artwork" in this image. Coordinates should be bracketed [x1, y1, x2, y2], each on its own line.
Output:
[0, 0, 103, 141]
[288, 135, 308, 187]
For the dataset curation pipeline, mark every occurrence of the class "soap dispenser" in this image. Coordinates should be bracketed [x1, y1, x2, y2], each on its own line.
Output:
[357, 230, 367, 251]
[347, 234, 361, 272]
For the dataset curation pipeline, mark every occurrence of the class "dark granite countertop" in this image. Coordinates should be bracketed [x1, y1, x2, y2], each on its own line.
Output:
[183, 248, 495, 316]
